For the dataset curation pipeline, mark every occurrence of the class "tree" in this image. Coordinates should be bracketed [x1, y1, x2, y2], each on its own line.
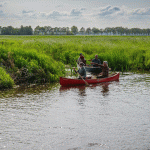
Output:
[79, 27, 85, 35]
[25, 26, 33, 35]
[20, 25, 24, 35]
[104, 27, 112, 35]
[71, 26, 78, 35]
[86, 27, 92, 35]
[92, 27, 99, 35]
[99, 29, 103, 35]
[34, 26, 40, 35]
[54, 27, 59, 35]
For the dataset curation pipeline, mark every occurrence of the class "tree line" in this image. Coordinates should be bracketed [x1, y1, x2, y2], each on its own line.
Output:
[0, 25, 150, 36]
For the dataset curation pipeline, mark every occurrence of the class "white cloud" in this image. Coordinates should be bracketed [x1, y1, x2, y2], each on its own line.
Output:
[70, 9, 82, 16]
[0, 10, 6, 17]
[0, 1, 7, 7]
[47, 11, 67, 19]
[0, 3, 150, 29]
[96, 6, 122, 17]
[132, 7, 150, 15]
[22, 10, 34, 14]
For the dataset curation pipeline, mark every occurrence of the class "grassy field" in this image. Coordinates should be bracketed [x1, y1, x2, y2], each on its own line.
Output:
[0, 35, 150, 89]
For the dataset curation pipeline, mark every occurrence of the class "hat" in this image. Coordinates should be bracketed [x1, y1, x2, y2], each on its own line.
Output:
[80, 53, 82, 55]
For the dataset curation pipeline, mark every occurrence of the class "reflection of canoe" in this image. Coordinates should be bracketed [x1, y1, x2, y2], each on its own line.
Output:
[60, 72, 119, 86]
[85, 66, 102, 73]
[60, 85, 86, 91]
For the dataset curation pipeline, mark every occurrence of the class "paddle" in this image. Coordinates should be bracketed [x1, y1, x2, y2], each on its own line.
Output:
[73, 68, 89, 86]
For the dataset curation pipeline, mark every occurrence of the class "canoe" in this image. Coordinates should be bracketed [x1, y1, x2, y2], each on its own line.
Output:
[60, 72, 120, 86]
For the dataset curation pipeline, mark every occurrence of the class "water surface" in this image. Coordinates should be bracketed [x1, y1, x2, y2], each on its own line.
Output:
[0, 72, 150, 150]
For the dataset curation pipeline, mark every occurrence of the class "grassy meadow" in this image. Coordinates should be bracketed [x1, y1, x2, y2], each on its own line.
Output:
[0, 35, 150, 89]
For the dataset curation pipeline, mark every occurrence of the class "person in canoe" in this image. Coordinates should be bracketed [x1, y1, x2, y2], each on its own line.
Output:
[97, 61, 111, 78]
[73, 62, 86, 79]
[90, 54, 101, 67]
[77, 53, 86, 66]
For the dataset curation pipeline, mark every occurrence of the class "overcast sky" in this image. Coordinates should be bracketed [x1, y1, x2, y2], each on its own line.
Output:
[0, 0, 150, 29]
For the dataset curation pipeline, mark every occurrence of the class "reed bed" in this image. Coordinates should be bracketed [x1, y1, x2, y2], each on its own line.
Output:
[0, 67, 14, 89]
[0, 35, 150, 89]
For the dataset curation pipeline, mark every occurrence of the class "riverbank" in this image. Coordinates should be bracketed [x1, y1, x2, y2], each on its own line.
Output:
[0, 35, 150, 89]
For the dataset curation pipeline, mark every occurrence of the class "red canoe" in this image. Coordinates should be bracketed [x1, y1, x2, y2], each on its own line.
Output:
[60, 72, 120, 86]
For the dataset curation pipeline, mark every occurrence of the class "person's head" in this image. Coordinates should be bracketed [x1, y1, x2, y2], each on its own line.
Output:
[79, 62, 84, 67]
[95, 55, 98, 59]
[80, 53, 84, 58]
[103, 61, 108, 67]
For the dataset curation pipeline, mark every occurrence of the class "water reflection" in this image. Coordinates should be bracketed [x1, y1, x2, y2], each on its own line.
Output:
[60, 85, 86, 96]
[0, 83, 59, 98]
[101, 82, 110, 96]
[59, 82, 110, 97]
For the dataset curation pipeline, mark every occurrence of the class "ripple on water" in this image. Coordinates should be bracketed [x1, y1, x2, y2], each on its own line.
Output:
[0, 73, 150, 150]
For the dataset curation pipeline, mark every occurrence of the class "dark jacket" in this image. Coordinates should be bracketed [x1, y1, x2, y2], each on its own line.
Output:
[92, 59, 101, 67]
[77, 66, 86, 79]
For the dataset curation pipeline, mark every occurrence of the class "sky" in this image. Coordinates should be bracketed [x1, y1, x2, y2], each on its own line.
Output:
[0, 0, 150, 30]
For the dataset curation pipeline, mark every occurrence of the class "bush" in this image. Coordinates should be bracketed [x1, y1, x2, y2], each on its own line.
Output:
[0, 67, 14, 89]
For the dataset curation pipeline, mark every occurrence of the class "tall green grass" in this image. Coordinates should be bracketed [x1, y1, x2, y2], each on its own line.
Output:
[0, 67, 14, 89]
[0, 35, 150, 89]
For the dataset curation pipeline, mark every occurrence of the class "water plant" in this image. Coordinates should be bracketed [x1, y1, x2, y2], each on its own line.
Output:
[0, 66, 14, 89]
[0, 35, 150, 89]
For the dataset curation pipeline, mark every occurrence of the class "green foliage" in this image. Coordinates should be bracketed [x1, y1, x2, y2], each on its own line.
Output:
[0, 39, 66, 86]
[0, 67, 14, 89]
[0, 35, 150, 89]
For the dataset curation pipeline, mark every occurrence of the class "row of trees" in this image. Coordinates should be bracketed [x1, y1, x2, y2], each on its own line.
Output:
[0, 25, 150, 36]
[0, 25, 33, 35]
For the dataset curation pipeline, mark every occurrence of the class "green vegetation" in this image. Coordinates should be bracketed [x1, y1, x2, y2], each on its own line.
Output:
[0, 67, 14, 89]
[0, 35, 150, 89]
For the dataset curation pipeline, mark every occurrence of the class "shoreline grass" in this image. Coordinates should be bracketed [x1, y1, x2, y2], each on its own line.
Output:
[0, 35, 150, 89]
[0, 67, 14, 89]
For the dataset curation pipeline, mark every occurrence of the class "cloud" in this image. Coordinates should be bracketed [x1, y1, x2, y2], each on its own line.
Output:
[81, 8, 86, 11]
[70, 9, 82, 16]
[132, 7, 150, 15]
[0, 1, 7, 7]
[98, 6, 121, 16]
[0, 10, 6, 17]
[0, 3, 150, 29]
[92, 6, 150, 21]
[22, 10, 34, 14]
[47, 11, 67, 19]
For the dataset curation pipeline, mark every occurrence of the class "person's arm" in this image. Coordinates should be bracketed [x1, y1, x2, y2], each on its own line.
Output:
[98, 64, 103, 68]
[91, 59, 95, 65]
[91, 61, 99, 66]
[73, 67, 78, 73]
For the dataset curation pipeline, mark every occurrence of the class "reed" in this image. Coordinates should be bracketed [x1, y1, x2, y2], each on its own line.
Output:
[0, 67, 14, 89]
[0, 35, 150, 89]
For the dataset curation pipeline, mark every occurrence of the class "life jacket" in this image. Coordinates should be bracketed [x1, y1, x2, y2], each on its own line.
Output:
[80, 56, 86, 65]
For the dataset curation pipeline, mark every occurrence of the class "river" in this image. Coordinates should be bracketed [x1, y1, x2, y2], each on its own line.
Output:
[0, 72, 150, 150]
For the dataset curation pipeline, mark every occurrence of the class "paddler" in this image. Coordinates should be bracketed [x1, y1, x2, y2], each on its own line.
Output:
[77, 53, 86, 66]
[73, 62, 86, 79]
[90, 54, 101, 67]
[97, 61, 111, 78]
